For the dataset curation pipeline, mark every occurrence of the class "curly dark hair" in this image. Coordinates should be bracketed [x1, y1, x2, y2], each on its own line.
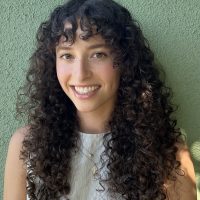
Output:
[16, 0, 184, 199]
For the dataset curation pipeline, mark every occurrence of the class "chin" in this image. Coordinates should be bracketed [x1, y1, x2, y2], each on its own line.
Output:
[74, 103, 100, 113]
[76, 107, 95, 113]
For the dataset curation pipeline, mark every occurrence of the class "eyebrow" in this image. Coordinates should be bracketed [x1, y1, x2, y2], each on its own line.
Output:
[56, 43, 109, 51]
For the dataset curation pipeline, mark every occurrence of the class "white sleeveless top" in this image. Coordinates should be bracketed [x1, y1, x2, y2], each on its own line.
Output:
[26, 132, 122, 200]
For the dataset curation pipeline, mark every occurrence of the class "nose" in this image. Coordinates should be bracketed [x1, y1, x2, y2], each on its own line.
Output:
[74, 58, 92, 81]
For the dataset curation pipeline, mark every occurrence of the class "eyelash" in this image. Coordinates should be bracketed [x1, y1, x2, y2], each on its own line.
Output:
[60, 54, 73, 60]
[92, 52, 107, 59]
[60, 52, 108, 61]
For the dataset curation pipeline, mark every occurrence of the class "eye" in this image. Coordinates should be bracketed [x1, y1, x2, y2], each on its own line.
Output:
[92, 52, 107, 59]
[60, 53, 74, 60]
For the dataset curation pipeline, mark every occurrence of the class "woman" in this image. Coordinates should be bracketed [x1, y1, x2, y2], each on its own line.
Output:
[4, 0, 196, 199]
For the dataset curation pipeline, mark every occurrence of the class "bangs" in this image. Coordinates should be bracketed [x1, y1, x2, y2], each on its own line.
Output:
[59, 16, 101, 46]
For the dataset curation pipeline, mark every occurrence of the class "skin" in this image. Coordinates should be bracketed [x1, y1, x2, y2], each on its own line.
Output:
[3, 127, 28, 200]
[165, 143, 197, 199]
[3, 24, 197, 200]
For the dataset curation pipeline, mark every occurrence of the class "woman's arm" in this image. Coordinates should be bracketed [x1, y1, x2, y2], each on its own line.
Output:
[165, 143, 197, 200]
[3, 127, 28, 200]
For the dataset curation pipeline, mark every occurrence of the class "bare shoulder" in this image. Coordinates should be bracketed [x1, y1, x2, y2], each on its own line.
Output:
[165, 141, 197, 200]
[6, 125, 30, 168]
[176, 141, 196, 180]
[3, 125, 30, 200]
[6, 126, 30, 161]
[10, 125, 30, 144]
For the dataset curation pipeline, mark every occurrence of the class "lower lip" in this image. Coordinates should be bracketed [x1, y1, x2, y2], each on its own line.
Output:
[71, 86, 100, 99]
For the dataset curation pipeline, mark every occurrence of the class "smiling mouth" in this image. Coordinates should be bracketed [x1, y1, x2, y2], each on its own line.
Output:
[70, 85, 100, 98]
[74, 85, 100, 94]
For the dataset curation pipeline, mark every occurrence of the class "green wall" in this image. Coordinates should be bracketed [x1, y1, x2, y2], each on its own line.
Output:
[0, 0, 199, 199]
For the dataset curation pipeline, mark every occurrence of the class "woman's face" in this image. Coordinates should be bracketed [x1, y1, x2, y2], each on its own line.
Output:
[56, 24, 120, 116]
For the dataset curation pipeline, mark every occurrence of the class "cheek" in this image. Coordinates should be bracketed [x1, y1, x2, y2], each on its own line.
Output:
[56, 62, 71, 83]
[97, 65, 120, 85]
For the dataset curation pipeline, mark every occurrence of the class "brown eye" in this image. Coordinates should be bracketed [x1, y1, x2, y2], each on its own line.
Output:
[60, 54, 74, 60]
[92, 52, 107, 59]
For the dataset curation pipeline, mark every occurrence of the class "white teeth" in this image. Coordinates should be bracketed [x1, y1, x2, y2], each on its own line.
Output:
[74, 86, 99, 94]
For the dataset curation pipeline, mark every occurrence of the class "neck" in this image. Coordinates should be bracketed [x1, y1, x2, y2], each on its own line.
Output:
[77, 108, 113, 134]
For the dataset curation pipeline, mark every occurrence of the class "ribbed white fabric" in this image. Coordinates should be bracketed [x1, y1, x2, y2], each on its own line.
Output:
[67, 132, 109, 200]
[26, 132, 122, 200]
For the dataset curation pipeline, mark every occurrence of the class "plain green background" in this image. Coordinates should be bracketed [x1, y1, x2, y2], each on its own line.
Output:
[0, 0, 199, 199]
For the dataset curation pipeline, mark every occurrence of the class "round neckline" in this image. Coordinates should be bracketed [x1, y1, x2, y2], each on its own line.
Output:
[79, 131, 110, 136]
